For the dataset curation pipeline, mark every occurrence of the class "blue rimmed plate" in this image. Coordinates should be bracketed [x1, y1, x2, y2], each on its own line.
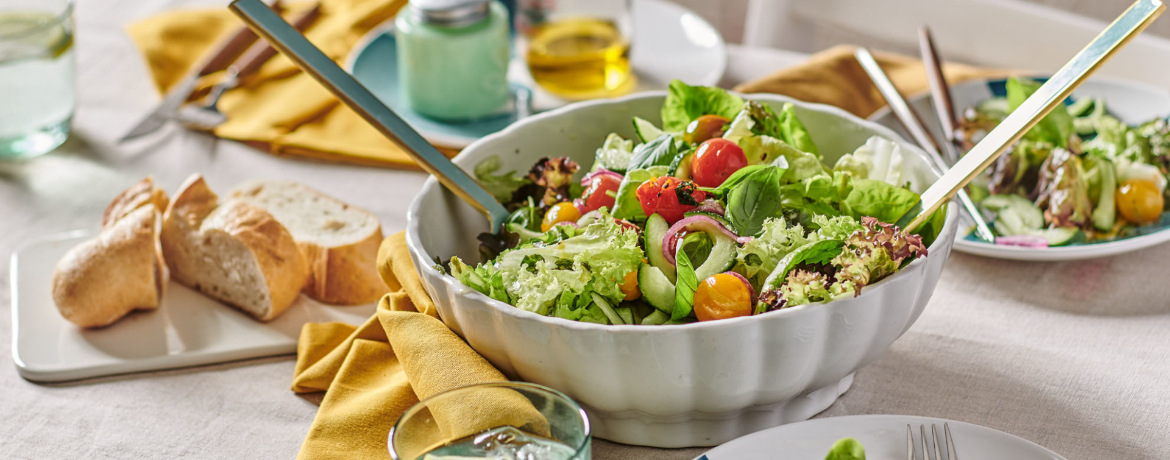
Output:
[344, 0, 726, 148]
[871, 76, 1170, 261]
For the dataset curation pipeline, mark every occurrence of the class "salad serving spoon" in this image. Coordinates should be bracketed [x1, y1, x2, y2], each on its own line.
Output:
[228, 0, 512, 233]
[897, 0, 1165, 234]
[855, 47, 998, 243]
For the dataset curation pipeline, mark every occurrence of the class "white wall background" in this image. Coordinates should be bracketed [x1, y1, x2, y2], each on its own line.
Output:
[670, 0, 1170, 50]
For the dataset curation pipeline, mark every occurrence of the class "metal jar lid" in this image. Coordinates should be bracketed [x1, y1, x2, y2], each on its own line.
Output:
[409, 0, 491, 28]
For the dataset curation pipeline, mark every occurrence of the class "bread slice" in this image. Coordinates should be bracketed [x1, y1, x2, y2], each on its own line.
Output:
[161, 174, 308, 321]
[53, 206, 167, 328]
[230, 180, 386, 305]
[102, 176, 169, 228]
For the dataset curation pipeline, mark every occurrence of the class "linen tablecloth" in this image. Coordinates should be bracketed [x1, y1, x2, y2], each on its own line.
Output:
[1, 1, 1168, 458]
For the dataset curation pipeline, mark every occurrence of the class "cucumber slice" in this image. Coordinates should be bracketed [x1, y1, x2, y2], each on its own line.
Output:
[590, 292, 625, 325]
[506, 222, 544, 242]
[690, 225, 737, 281]
[633, 117, 667, 144]
[982, 194, 1043, 236]
[638, 264, 676, 313]
[976, 97, 1010, 119]
[1030, 227, 1079, 246]
[645, 213, 676, 282]
[615, 307, 634, 325]
[671, 152, 694, 180]
[641, 310, 669, 325]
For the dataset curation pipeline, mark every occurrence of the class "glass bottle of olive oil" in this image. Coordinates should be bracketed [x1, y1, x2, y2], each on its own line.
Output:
[515, 0, 634, 100]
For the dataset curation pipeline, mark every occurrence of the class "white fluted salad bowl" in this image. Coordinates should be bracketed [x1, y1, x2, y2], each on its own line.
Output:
[405, 92, 959, 447]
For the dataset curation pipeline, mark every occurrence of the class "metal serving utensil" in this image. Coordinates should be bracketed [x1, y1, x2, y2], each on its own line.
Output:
[855, 48, 998, 243]
[898, 0, 1164, 233]
[918, 26, 963, 165]
[228, 0, 511, 232]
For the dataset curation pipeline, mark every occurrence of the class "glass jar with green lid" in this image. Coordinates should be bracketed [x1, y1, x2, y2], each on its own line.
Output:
[395, 0, 510, 121]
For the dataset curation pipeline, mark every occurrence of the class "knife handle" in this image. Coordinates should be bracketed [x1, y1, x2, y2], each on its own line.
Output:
[199, 0, 285, 75]
[232, 3, 322, 78]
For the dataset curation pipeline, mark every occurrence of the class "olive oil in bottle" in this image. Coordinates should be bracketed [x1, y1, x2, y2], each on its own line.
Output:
[515, 0, 633, 100]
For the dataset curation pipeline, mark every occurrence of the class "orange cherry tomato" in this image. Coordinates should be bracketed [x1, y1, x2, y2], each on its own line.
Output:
[1116, 178, 1164, 225]
[620, 270, 641, 301]
[691, 138, 748, 188]
[541, 202, 582, 232]
[683, 114, 731, 144]
[635, 176, 708, 224]
[693, 273, 753, 322]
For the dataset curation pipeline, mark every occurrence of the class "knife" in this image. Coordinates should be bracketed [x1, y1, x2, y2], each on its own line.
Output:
[918, 26, 963, 166]
[117, 1, 283, 143]
[899, 0, 1165, 233]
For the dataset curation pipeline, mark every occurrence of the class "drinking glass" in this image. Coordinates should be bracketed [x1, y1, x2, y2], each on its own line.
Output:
[514, 0, 633, 100]
[389, 382, 591, 460]
[0, 0, 75, 160]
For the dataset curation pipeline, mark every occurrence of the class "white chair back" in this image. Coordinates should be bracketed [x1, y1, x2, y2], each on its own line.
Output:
[743, 0, 1170, 87]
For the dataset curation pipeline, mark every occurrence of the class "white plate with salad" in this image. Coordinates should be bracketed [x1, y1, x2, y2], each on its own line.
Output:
[872, 76, 1170, 261]
[697, 414, 1067, 460]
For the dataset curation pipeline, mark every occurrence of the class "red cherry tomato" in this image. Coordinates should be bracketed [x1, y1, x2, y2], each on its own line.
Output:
[635, 176, 708, 224]
[581, 173, 622, 212]
[693, 273, 753, 321]
[691, 138, 748, 188]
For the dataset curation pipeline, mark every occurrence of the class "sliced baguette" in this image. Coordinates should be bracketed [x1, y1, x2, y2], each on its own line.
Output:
[52, 205, 167, 328]
[230, 180, 386, 305]
[102, 176, 169, 228]
[161, 174, 308, 321]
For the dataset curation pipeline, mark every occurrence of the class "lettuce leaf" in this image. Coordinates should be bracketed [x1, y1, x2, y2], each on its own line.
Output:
[1006, 77, 1074, 148]
[844, 178, 921, 224]
[661, 80, 745, 132]
[592, 133, 636, 172]
[833, 136, 926, 193]
[824, 438, 866, 460]
[473, 155, 531, 204]
[734, 217, 810, 288]
[777, 102, 819, 155]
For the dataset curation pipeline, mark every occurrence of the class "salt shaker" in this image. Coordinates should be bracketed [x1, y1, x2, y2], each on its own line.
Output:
[395, 0, 510, 121]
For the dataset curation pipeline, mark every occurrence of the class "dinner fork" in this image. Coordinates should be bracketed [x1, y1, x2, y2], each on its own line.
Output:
[908, 423, 958, 460]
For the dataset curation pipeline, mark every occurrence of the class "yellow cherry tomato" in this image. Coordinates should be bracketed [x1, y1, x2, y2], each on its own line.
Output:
[620, 270, 641, 301]
[693, 273, 753, 322]
[1116, 178, 1164, 225]
[541, 202, 582, 232]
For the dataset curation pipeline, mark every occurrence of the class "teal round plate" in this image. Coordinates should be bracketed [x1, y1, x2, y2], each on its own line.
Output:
[345, 0, 727, 148]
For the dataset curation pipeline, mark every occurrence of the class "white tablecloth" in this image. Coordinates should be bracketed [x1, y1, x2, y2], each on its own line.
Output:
[2, 1, 1168, 459]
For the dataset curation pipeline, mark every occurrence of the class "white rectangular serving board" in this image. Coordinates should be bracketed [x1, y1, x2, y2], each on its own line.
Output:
[11, 232, 376, 383]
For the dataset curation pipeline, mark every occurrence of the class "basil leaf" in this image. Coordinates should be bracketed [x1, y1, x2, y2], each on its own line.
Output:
[726, 166, 784, 237]
[713, 164, 768, 194]
[844, 178, 921, 224]
[762, 239, 846, 291]
[628, 134, 681, 171]
[1007, 77, 1073, 148]
[661, 80, 745, 132]
[672, 246, 699, 321]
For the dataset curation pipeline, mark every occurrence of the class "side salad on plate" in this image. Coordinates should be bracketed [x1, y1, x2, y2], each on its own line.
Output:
[445, 81, 945, 325]
[959, 77, 1170, 247]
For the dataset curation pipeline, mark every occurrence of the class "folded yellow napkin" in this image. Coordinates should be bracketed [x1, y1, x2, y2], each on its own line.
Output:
[128, 0, 460, 169]
[291, 232, 546, 460]
[733, 44, 1012, 118]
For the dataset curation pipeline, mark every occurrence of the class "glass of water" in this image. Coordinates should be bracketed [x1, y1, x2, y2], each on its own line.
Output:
[389, 382, 591, 460]
[0, 0, 75, 160]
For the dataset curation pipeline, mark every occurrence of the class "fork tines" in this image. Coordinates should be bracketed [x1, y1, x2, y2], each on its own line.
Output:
[907, 423, 957, 460]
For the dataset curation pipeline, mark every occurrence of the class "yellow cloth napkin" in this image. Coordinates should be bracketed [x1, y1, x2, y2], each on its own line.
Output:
[733, 44, 1013, 118]
[127, 0, 459, 169]
[291, 232, 547, 460]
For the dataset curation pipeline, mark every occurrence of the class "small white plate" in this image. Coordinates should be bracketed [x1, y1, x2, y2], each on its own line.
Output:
[11, 232, 375, 383]
[871, 76, 1170, 261]
[698, 414, 1066, 460]
[344, 0, 727, 148]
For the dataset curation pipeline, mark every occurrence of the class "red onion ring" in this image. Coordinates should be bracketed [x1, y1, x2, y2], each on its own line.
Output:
[573, 198, 589, 214]
[995, 235, 1048, 248]
[693, 199, 726, 216]
[724, 271, 756, 301]
[662, 215, 753, 265]
[580, 168, 623, 186]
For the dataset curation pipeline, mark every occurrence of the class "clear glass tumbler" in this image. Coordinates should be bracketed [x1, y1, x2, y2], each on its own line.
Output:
[0, 0, 75, 160]
[389, 382, 591, 460]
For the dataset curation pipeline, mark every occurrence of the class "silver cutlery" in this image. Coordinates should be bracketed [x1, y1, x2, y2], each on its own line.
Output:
[908, 423, 958, 460]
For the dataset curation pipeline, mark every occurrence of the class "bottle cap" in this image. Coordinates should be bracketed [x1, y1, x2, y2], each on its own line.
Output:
[409, 0, 491, 28]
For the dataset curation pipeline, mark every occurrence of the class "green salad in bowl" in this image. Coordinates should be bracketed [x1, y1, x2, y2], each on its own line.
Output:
[444, 81, 945, 326]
